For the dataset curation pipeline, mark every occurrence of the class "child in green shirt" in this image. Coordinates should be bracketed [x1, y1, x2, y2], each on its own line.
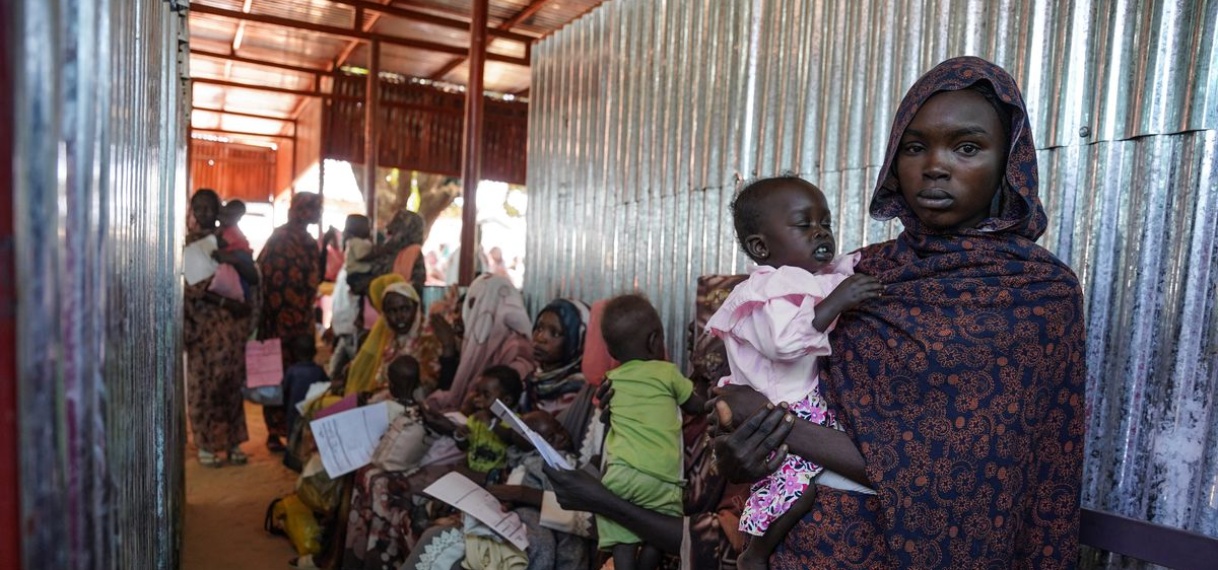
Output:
[598, 294, 706, 570]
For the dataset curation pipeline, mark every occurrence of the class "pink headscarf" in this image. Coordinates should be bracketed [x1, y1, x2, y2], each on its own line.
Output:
[426, 274, 536, 411]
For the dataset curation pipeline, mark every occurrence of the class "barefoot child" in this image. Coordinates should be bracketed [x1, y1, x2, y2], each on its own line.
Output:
[598, 294, 706, 570]
[706, 176, 883, 568]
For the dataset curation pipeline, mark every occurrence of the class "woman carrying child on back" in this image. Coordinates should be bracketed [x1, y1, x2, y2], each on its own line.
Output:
[706, 176, 882, 568]
[598, 294, 706, 570]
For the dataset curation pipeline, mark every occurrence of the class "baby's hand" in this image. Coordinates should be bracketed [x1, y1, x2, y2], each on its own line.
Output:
[814, 274, 884, 331]
[831, 274, 884, 309]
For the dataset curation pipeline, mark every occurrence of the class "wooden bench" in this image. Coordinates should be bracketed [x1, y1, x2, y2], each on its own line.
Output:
[1080, 508, 1218, 569]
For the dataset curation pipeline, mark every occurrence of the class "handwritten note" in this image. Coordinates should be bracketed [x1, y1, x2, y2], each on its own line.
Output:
[422, 472, 530, 550]
[309, 402, 392, 477]
[491, 400, 574, 470]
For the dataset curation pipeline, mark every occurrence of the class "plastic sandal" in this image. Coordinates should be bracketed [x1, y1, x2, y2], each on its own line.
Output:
[228, 447, 248, 465]
[198, 450, 223, 468]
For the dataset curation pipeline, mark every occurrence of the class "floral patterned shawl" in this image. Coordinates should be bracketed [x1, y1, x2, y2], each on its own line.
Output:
[775, 57, 1087, 569]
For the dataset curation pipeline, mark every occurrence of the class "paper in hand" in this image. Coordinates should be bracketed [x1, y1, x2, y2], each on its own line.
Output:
[309, 402, 392, 477]
[422, 472, 530, 550]
[490, 399, 574, 470]
[183, 235, 219, 285]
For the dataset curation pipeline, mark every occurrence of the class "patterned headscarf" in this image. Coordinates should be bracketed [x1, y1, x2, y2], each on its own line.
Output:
[531, 299, 591, 401]
[387, 210, 426, 247]
[869, 55, 1046, 240]
[288, 192, 322, 225]
[778, 57, 1086, 568]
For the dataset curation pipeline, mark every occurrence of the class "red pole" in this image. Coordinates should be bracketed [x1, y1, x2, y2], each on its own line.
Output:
[458, 0, 489, 286]
[364, 40, 380, 225]
[0, 0, 22, 566]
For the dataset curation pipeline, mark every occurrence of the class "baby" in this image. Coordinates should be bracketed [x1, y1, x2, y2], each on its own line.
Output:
[598, 294, 705, 570]
[369, 355, 430, 474]
[706, 176, 881, 568]
[212, 199, 254, 301]
[343, 214, 374, 276]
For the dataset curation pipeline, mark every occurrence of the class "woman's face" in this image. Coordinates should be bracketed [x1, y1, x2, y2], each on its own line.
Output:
[896, 89, 1006, 231]
[382, 293, 418, 334]
[191, 196, 218, 229]
[532, 311, 566, 369]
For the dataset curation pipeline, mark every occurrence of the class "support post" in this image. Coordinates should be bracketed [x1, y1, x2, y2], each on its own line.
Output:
[364, 40, 380, 226]
[458, 0, 489, 286]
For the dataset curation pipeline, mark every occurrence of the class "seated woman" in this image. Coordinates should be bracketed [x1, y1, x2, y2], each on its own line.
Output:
[401, 410, 591, 570]
[710, 57, 1086, 568]
[344, 274, 443, 397]
[342, 277, 540, 570]
[426, 274, 536, 412]
[529, 280, 754, 570]
[527, 298, 596, 444]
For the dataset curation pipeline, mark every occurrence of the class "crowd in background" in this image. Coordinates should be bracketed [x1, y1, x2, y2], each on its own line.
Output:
[182, 56, 1086, 570]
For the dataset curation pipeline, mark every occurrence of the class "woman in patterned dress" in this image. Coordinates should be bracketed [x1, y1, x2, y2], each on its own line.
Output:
[183, 189, 260, 467]
[257, 192, 323, 451]
[711, 57, 1087, 568]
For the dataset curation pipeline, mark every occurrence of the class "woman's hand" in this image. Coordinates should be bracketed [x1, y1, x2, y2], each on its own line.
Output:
[595, 379, 613, 425]
[421, 404, 459, 436]
[542, 465, 615, 514]
[707, 384, 771, 431]
[430, 314, 459, 356]
[712, 403, 794, 484]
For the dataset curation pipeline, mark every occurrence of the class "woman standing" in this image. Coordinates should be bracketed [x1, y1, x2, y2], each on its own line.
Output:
[257, 192, 323, 451]
[712, 57, 1086, 568]
[183, 189, 260, 467]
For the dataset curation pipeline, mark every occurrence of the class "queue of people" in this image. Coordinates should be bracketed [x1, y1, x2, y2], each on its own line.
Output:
[183, 56, 1086, 569]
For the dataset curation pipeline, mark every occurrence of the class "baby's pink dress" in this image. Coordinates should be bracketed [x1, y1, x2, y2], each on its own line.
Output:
[705, 253, 858, 536]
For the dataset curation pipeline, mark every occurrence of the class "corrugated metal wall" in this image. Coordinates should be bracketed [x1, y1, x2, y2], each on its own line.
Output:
[10, 0, 188, 568]
[524, 0, 1218, 558]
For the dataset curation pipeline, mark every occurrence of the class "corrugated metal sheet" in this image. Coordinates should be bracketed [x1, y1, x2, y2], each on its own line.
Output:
[11, 0, 188, 568]
[524, 0, 1218, 561]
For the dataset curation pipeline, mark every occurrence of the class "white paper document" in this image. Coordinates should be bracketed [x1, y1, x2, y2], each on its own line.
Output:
[422, 472, 530, 550]
[491, 400, 574, 470]
[183, 235, 219, 285]
[309, 402, 392, 478]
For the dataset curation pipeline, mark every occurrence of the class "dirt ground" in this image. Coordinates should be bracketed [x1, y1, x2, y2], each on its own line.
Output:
[182, 402, 300, 570]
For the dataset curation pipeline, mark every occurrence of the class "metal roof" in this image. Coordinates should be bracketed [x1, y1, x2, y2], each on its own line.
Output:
[188, 0, 603, 144]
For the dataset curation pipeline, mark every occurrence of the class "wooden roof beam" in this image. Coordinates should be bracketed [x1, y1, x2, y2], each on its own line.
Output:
[188, 3, 528, 66]
[329, 0, 536, 44]
[427, 0, 552, 80]
[192, 128, 295, 140]
[190, 49, 326, 76]
[192, 106, 294, 122]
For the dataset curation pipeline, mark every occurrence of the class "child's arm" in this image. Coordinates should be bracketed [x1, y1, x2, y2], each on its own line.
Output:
[810, 274, 884, 332]
[680, 391, 706, 417]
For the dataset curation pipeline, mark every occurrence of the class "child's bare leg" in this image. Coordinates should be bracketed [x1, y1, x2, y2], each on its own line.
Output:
[612, 544, 638, 570]
[737, 484, 819, 570]
[637, 543, 663, 570]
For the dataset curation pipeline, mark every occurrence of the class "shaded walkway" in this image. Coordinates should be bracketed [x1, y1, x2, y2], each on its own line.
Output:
[183, 402, 298, 570]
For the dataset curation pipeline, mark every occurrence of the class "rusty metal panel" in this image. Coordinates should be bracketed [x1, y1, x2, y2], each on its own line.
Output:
[524, 0, 1218, 555]
[191, 139, 279, 203]
[11, 0, 188, 568]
